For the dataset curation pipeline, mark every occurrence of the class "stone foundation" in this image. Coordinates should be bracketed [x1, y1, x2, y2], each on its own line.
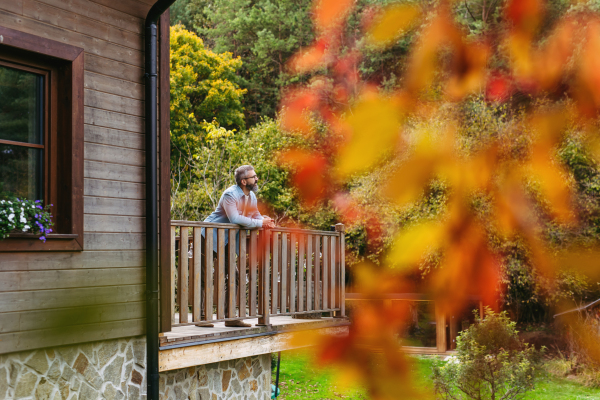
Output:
[0, 337, 271, 400]
[159, 355, 271, 400]
[0, 336, 147, 400]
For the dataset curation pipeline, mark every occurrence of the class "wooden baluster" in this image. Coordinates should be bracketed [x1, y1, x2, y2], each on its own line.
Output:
[271, 232, 279, 314]
[313, 235, 321, 311]
[258, 229, 271, 326]
[297, 234, 305, 312]
[170, 226, 177, 324]
[228, 229, 237, 318]
[204, 228, 214, 322]
[216, 229, 226, 320]
[278, 234, 283, 312]
[192, 227, 202, 321]
[289, 233, 297, 313]
[306, 234, 313, 311]
[280, 233, 287, 314]
[239, 229, 247, 318]
[178, 227, 189, 324]
[322, 236, 328, 310]
[249, 230, 258, 316]
[335, 224, 346, 317]
[330, 236, 336, 310]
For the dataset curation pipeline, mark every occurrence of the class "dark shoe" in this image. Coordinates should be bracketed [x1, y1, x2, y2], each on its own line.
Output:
[225, 320, 252, 327]
[195, 322, 215, 327]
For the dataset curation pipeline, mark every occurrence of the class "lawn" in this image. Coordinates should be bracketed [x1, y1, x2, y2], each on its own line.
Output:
[272, 350, 600, 400]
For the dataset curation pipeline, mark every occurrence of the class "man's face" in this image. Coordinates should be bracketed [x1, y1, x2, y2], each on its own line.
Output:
[242, 170, 258, 192]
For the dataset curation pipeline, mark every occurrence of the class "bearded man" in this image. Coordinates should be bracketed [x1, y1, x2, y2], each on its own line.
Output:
[201, 165, 275, 327]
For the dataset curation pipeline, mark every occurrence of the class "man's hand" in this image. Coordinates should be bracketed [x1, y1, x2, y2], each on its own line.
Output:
[262, 216, 276, 229]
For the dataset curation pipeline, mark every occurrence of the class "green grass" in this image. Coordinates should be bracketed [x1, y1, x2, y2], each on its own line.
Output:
[272, 351, 600, 400]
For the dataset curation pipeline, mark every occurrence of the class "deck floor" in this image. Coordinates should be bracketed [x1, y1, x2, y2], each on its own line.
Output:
[160, 316, 350, 349]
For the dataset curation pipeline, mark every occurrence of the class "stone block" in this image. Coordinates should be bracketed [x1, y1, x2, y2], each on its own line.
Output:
[14, 371, 38, 399]
[131, 369, 143, 385]
[126, 345, 134, 363]
[249, 380, 258, 392]
[98, 341, 119, 369]
[251, 359, 262, 379]
[197, 366, 208, 387]
[57, 347, 78, 368]
[35, 377, 55, 400]
[129, 384, 141, 400]
[47, 360, 62, 383]
[58, 379, 70, 399]
[80, 382, 99, 400]
[25, 351, 49, 375]
[73, 353, 89, 376]
[222, 370, 231, 392]
[103, 356, 124, 386]
[0, 367, 8, 399]
[79, 344, 97, 366]
[198, 388, 210, 400]
[60, 366, 74, 384]
[236, 364, 250, 382]
[9, 361, 20, 386]
[133, 339, 146, 368]
[231, 379, 241, 394]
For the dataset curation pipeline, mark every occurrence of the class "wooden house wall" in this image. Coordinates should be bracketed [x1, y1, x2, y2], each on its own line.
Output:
[0, 0, 168, 354]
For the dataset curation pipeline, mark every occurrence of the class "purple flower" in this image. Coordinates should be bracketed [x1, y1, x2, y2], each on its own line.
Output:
[37, 205, 42, 209]
[39, 236, 46, 242]
[47, 229, 52, 233]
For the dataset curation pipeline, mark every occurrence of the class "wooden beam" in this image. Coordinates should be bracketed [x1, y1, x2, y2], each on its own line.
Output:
[158, 325, 349, 371]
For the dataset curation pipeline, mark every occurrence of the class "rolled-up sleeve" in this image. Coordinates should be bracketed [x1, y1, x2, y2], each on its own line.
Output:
[222, 193, 263, 228]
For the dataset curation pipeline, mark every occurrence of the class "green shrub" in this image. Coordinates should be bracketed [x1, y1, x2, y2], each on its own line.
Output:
[432, 308, 542, 400]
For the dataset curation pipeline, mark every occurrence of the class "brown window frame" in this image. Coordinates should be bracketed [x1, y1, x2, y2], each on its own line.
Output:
[0, 27, 84, 252]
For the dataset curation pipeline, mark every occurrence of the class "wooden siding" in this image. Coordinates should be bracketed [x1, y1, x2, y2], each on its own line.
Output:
[0, 0, 166, 354]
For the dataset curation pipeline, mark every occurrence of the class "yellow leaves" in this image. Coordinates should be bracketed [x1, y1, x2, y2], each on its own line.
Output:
[386, 222, 445, 269]
[366, 4, 420, 49]
[335, 92, 403, 177]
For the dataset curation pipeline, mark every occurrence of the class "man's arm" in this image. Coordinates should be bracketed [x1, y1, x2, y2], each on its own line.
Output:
[222, 193, 263, 228]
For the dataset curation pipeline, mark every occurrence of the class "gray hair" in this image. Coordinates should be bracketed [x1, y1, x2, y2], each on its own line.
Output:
[234, 165, 255, 185]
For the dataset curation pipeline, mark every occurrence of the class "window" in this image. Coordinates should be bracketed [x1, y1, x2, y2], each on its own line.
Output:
[0, 62, 46, 202]
[0, 27, 84, 251]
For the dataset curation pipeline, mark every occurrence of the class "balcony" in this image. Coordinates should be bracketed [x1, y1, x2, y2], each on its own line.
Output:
[159, 221, 349, 371]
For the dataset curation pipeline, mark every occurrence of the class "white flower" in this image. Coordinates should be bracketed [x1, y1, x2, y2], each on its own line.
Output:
[8, 213, 14, 222]
[22, 225, 30, 232]
[444, 356, 460, 364]
[19, 214, 26, 224]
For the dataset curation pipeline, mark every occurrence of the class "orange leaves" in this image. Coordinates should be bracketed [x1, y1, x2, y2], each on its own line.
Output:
[280, 90, 320, 134]
[365, 4, 420, 48]
[336, 92, 404, 177]
[287, 39, 330, 74]
[279, 149, 328, 205]
[505, 0, 545, 32]
[313, 0, 353, 32]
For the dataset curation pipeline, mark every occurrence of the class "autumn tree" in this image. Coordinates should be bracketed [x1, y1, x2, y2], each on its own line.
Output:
[170, 24, 246, 165]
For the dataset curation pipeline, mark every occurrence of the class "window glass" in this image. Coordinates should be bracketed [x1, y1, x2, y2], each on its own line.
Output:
[0, 65, 43, 144]
[0, 64, 44, 200]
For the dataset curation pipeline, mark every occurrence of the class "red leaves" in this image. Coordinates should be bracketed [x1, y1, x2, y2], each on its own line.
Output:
[486, 73, 513, 102]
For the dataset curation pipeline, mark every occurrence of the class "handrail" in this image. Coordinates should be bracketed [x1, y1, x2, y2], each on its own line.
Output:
[164, 221, 346, 332]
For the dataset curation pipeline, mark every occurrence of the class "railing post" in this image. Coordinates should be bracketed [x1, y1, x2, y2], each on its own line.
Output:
[335, 223, 345, 317]
[170, 226, 176, 325]
[178, 227, 189, 324]
[257, 229, 271, 326]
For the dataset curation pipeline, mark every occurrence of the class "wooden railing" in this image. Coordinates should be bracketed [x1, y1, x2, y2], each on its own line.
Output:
[167, 221, 346, 330]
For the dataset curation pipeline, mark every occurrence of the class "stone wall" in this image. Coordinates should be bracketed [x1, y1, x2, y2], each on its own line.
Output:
[159, 355, 271, 400]
[0, 337, 271, 400]
[0, 336, 147, 400]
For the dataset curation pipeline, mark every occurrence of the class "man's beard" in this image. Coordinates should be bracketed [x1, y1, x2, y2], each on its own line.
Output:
[245, 183, 258, 192]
